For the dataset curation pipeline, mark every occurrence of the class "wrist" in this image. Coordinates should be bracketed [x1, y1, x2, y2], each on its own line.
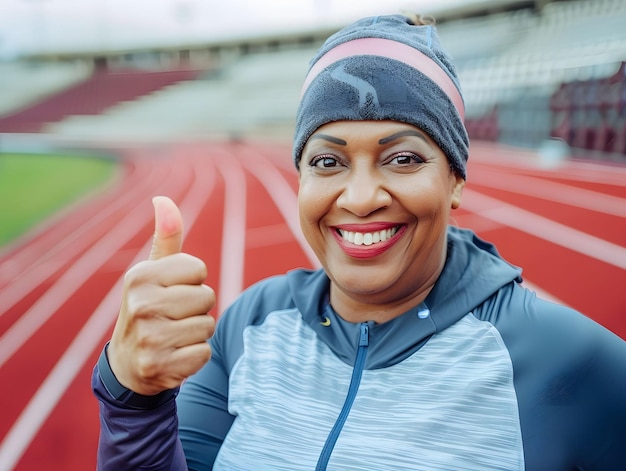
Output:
[98, 343, 178, 410]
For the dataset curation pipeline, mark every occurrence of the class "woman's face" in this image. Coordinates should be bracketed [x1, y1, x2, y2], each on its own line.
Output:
[298, 120, 465, 312]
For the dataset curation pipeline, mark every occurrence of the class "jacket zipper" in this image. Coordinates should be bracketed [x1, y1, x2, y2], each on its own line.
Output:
[315, 322, 369, 471]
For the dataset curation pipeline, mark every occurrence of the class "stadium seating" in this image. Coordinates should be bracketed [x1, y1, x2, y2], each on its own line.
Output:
[46, 49, 312, 141]
[548, 62, 626, 155]
[0, 61, 92, 117]
[1, 0, 625, 160]
[446, 0, 626, 157]
[0, 68, 202, 133]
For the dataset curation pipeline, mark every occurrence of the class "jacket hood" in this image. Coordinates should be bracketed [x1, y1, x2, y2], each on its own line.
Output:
[286, 226, 522, 368]
[425, 226, 522, 332]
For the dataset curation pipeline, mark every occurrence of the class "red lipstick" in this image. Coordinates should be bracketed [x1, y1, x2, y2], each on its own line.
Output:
[331, 224, 406, 259]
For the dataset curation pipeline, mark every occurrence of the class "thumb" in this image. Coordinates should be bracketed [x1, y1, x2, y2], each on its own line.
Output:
[149, 196, 184, 261]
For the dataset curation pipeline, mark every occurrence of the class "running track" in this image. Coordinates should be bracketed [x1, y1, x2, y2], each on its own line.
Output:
[0, 140, 624, 470]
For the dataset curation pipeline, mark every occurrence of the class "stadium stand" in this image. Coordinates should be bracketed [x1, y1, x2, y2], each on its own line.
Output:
[1, 0, 625, 160]
[550, 62, 626, 155]
[0, 61, 91, 117]
[0, 68, 203, 133]
[446, 0, 626, 157]
[45, 49, 311, 141]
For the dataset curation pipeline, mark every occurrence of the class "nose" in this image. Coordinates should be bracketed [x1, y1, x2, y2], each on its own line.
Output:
[336, 167, 391, 216]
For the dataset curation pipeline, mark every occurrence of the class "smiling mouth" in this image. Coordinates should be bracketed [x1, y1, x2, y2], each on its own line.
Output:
[336, 226, 400, 246]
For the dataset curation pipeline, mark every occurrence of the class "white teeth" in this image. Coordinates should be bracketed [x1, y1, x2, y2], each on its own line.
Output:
[339, 227, 399, 246]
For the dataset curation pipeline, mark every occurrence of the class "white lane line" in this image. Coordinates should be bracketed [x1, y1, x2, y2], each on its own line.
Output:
[0, 159, 134, 278]
[0, 160, 126, 264]
[469, 169, 626, 218]
[462, 189, 626, 270]
[214, 152, 247, 315]
[0, 201, 157, 369]
[0, 265, 130, 471]
[0, 162, 192, 369]
[469, 142, 626, 186]
[243, 147, 320, 269]
[0, 153, 215, 471]
[0, 161, 165, 318]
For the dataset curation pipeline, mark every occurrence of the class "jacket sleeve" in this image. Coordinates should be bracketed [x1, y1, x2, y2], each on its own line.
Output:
[91, 344, 188, 471]
[92, 336, 235, 471]
[176, 339, 235, 471]
[486, 284, 626, 470]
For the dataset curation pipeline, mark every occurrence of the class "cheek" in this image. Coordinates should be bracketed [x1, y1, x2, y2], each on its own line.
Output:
[298, 179, 316, 220]
[399, 180, 447, 215]
[298, 177, 332, 228]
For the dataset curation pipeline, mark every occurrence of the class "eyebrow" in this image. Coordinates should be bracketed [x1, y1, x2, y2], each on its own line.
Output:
[309, 134, 347, 145]
[379, 130, 428, 145]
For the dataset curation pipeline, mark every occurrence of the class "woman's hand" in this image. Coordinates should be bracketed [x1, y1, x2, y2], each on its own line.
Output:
[107, 196, 216, 396]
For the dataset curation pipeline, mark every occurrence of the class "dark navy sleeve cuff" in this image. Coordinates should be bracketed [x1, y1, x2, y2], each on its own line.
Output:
[98, 343, 178, 410]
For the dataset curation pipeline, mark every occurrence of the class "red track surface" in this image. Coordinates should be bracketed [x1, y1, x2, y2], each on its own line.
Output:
[0, 140, 624, 470]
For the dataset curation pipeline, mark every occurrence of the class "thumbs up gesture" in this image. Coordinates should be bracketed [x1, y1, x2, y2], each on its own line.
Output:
[107, 196, 216, 396]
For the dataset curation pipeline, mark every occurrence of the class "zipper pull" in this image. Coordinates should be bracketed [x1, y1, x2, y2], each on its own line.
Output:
[359, 323, 369, 347]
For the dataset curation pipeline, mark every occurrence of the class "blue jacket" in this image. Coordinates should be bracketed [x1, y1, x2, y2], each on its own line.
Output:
[92, 226, 626, 470]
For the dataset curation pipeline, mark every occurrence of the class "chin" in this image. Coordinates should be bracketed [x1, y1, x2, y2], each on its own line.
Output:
[332, 266, 396, 296]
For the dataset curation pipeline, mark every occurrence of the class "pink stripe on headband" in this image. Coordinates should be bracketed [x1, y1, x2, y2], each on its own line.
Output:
[300, 37, 464, 120]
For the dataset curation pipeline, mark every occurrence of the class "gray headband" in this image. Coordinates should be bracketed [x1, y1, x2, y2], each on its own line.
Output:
[293, 14, 469, 179]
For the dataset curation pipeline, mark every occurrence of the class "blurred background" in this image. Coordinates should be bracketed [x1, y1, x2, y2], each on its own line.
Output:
[1, 0, 625, 155]
[0, 0, 625, 470]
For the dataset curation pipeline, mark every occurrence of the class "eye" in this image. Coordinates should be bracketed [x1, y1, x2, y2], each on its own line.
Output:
[310, 155, 340, 169]
[388, 152, 424, 166]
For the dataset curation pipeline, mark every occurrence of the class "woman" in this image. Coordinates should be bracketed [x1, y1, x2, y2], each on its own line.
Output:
[92, 13, 626, 470]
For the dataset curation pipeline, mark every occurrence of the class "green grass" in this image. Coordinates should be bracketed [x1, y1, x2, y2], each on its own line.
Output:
[0, 152, 118, 247]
